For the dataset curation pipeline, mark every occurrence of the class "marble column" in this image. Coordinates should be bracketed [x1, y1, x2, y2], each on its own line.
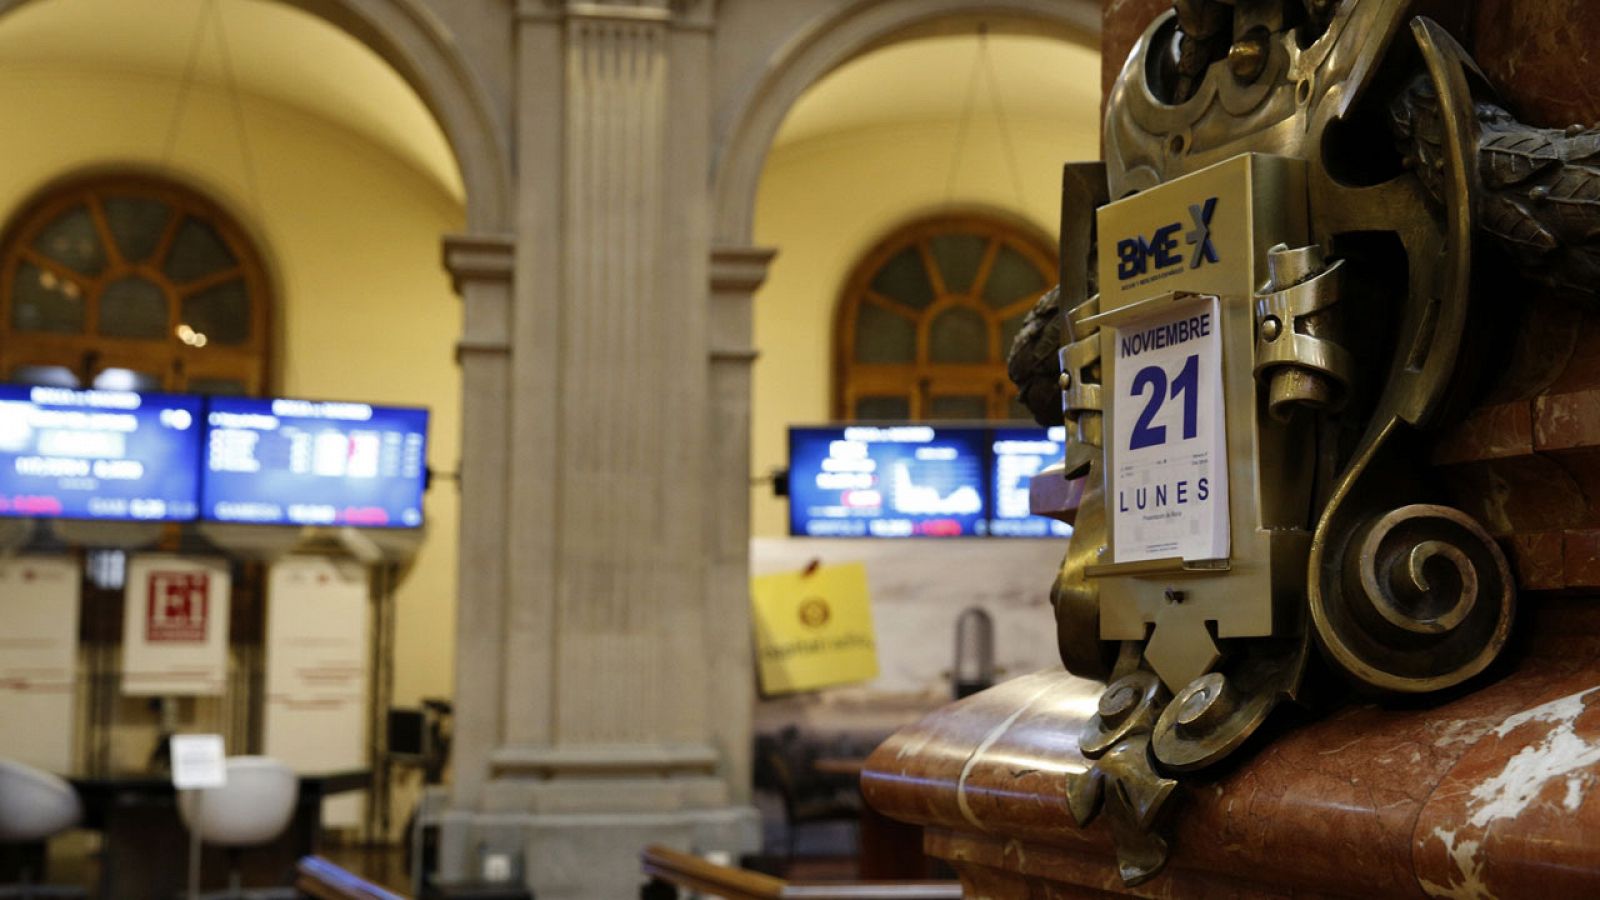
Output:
[440, 3, 759, 897]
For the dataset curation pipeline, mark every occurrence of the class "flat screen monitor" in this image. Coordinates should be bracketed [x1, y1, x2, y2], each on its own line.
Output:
[0, 386, 202, 521]
[202, 396, 428, 528]
[989, 426, 1073, 538]
[788, 425, 987, 537]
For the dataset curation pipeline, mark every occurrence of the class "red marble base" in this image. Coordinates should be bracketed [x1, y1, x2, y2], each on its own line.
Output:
[862, 600, 1600, 898]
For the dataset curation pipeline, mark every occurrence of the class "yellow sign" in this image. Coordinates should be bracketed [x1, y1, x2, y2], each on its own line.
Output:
[751, 562, 878, 695]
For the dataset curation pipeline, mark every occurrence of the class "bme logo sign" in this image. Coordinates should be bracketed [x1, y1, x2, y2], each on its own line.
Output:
[1115, 197, 1220, 281]
[146, 572, 210, 642]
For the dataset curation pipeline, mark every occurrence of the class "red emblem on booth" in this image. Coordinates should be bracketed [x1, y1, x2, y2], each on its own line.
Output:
[145, 572, 210, 642]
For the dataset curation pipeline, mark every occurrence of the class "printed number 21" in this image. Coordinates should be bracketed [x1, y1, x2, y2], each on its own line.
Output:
[1129, 353, 1199, 450]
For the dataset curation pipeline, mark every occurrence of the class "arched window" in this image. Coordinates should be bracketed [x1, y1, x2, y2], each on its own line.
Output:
[0, 174, 270, 395]
[835, 213, 1054, 421]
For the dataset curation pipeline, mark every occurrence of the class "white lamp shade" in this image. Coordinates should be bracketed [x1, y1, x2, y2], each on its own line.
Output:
[178, 756, 297, 847]
[0, 759, 82, 841]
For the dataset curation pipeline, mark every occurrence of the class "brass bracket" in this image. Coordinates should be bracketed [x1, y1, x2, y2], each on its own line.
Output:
[1254, 244, 1353, 420]
[1026, 2, 1526, 888]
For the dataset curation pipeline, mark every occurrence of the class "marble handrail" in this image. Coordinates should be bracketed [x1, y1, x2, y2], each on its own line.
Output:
[862, 599, 1600, 897]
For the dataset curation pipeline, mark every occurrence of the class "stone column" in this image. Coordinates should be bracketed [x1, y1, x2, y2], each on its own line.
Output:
[441, 3, 759, 896]
[707, 245, 776, 803]
[440, 232, 515, 810]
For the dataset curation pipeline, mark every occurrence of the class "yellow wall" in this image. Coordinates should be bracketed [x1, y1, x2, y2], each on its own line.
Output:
[0, 65, 465, 706]
[750, 118, 1100, 536]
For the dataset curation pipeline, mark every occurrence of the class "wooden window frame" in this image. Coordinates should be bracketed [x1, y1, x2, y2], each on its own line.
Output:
[834, 213, 1055, 422]
[0, 173, 272, 395]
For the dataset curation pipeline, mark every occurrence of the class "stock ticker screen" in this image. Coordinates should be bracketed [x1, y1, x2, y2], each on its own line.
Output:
[202, 396, 429, 528]
[990, 426, 1072, 537]
[0, 385, 202, 521]
[788, 425, 988, 537]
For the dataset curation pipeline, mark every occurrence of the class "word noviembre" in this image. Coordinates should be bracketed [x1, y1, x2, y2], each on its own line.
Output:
[1119, 311, 1212, 358]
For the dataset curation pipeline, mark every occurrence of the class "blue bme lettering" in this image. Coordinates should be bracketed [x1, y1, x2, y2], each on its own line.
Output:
[1115, 196, 1220, 281]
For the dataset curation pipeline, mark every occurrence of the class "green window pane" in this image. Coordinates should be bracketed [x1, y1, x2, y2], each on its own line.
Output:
[181, 278, 251, 345]
[930, 234, 987, 294]
[33, 205, 106, 276]
[928, 306, 989, 363]
[99, 276, 168, 338]
[9, 364, 79, 388]
[164, 217, 237, 283]
[103, 197, 171, 264]
[927, 395, 987, 420]
[981, 245, 1047, 308]
[869, 246, 935, 309]
[853, 395, 911, 421]
[11, 262, 84, 333]
[186, 377, 248, 396]
[853, 303, 915, 364]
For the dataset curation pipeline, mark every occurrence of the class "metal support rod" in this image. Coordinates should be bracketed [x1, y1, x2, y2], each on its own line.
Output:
[186, 790, 202, 900]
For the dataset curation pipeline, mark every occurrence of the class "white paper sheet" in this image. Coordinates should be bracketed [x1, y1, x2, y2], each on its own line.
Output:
[263, 555, 370, 827]
[0, 556, 80, 771]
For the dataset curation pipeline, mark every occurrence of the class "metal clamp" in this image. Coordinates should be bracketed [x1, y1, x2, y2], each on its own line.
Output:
[1059, 295, 1105, 478]
[1253, 243, 1353, 420]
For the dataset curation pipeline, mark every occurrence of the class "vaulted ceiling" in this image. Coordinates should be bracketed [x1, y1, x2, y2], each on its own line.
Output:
[0, 0, 462, 202]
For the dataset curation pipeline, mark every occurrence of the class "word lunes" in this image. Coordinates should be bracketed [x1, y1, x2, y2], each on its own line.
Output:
[1118, 478, 1210, 514]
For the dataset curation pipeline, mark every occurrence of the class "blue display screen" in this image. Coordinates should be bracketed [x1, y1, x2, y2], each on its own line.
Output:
[990, 426, 1073, 538]
[788, 425, 988, 537]
[202, 396, 428, 528]
[0, 386, 202, 521]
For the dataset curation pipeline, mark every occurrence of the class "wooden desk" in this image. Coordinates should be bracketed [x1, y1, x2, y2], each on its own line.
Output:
[70, 769, 368, 899]
[862, 599, 1600, 897]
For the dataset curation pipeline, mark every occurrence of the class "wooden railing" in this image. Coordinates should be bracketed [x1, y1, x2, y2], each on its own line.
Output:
[641, 845, 962, 899]
[295, 846, 961, 899]
[294, 856, 409, 900]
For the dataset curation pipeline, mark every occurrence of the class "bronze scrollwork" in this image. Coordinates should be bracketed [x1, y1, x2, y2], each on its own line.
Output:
[1005, 0, 1555, 883]
[1313, 503, 1514, 691]
[1067, 670, 1178, 885]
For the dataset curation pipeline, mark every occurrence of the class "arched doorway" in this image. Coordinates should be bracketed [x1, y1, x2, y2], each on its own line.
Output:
[713, 0, 1099, 245]
[719, 4, 1100, 540]
[0, 0, 514, 831]
[715, 4, 1102, 832]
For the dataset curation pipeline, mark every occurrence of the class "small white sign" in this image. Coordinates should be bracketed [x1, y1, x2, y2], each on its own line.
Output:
[170, 733, 227, 789]
[1108, 294, 1230, 563]
[121, 556, 231, 696]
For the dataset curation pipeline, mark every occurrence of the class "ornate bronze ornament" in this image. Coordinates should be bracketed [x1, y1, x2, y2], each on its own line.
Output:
[1007, 0, 1554, 884]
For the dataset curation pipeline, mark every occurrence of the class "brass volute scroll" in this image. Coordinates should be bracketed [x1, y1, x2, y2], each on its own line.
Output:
[1005, 0, 1557, 884]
